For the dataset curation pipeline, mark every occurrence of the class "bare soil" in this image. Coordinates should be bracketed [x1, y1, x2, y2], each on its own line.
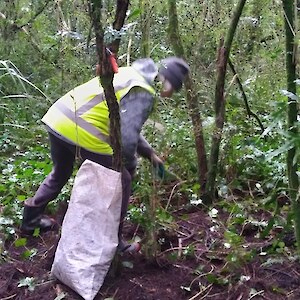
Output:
[1, 200, 300, 300]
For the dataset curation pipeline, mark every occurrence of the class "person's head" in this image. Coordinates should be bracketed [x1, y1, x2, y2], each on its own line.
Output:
[158, 57, 190, 97]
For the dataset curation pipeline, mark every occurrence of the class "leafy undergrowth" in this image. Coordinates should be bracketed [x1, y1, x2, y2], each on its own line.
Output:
[1, 192, 300, 300]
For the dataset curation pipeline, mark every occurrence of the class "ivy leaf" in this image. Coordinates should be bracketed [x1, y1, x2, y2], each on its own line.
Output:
[14, 238, 27, 247]
[17, 195, 26, 201]
[127, 8, 141, 21]
[279, 89, 298, 101]
[18, 277, 36, 291]
[33, 228, 40, 237]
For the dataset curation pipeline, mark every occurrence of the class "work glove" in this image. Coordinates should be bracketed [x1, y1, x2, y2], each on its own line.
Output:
[151, 153, 180, 182]
[151, 153, 165, 179]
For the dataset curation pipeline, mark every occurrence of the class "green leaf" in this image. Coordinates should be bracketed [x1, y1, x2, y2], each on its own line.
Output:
[17, 195, 26, 201]
[18, 277, 36, 291]
[279, 89, 298, 101]
[127, 8, 141, 21]
[33, 228, 40, 237]
[21, 248, 38, 259]
[14, 238, 27, 247]
[206, 274, 229, 285]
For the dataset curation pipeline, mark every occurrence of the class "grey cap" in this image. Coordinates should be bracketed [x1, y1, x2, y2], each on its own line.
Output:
[158, 57, 190, 91]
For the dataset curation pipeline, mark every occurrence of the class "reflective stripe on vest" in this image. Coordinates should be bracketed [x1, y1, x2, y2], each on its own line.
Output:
[54, 100, 111, 145]
[42, 67, 155, 154]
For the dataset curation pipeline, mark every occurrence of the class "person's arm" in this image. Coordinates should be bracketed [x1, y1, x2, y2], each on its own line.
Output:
[120, 87, 154, 173]
[136, 134, 153, 159]
[137, 134, 164, 168]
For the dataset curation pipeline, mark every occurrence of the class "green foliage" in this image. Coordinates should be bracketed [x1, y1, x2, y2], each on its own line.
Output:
[18, 277, 37, 292]
[220, 90, 288, 193]
[142, 98, 199, 181]
[0, 0, 298, 268]
[1, 144, 51, 203]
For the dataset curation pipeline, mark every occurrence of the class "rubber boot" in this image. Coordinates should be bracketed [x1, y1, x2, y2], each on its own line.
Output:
[118, 221, 141, 253]
[117, 238, 141, 254]
[20, 204, 57, 234]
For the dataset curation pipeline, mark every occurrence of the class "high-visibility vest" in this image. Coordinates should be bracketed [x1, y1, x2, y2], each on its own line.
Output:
[42, 67, 155, 154]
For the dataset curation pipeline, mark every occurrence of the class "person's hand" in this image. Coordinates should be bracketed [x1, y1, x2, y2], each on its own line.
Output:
[151, 153, 180, 182]
[151, 153, 165, 179]
[151, 153, 164, 166]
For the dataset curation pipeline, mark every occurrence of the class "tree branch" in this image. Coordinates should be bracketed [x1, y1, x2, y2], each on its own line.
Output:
[90, 0, 128, 171]
[228, 58, 265, 134]
[206, 0, 247, 202]
[110, 0, 129, 54]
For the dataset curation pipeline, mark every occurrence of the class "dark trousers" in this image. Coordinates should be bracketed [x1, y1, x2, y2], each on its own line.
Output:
[29, 132, 132, 223]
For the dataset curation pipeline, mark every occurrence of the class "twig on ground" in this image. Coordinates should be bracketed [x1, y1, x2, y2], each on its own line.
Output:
[112, 288, 119, 299]
[263, 267, 298, 281]
[205, 290, 232, 299]
[178, 236, 183, 258]
[131, 224, 140, 241]
[188, 283, 213, 300]
[129, 278, 143, 288]
[165, 180, 187, 211]
[189, 265, 214, 289]
[157, 245, 191, 256]
[41, 244, 55, 260]
[247, 181, 255, 199]
[249, 289, 264, 299]
[0, 294, 17, 300]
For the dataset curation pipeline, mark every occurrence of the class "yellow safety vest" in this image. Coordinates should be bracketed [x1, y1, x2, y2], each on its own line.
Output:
[42, 67, 155, 154]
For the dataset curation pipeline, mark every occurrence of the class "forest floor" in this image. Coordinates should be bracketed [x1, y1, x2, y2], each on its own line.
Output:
[1, 194, 300, 300]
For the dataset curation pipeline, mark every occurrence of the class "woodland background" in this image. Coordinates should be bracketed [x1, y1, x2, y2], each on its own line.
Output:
[1, 1, 300, 299]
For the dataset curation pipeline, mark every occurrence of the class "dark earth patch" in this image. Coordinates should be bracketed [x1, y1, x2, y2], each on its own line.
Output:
[1, 202, 300, 300]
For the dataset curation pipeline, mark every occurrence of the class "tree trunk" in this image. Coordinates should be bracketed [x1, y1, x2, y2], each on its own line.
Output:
[111, 0, 129, 53]
[282, 0, 300, 253]
[90, 0, 128, 172]
[139, 0, 152, 57]
[205, 0, 247, 203]
[167, 0, 208, 193]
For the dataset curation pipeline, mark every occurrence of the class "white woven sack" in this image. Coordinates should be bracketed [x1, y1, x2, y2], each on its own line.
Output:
[51, 159, 122, 300]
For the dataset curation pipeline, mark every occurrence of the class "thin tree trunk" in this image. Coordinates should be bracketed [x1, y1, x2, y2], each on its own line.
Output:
[140, 0, 152, 57]
[167, 0, 208, 193]
[282, 0, 300, 253]
[139, 0, 157, 262]
[205, 0, 247, 202]
[111, 0, 129, 53]
[90, 0, 128, 172]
